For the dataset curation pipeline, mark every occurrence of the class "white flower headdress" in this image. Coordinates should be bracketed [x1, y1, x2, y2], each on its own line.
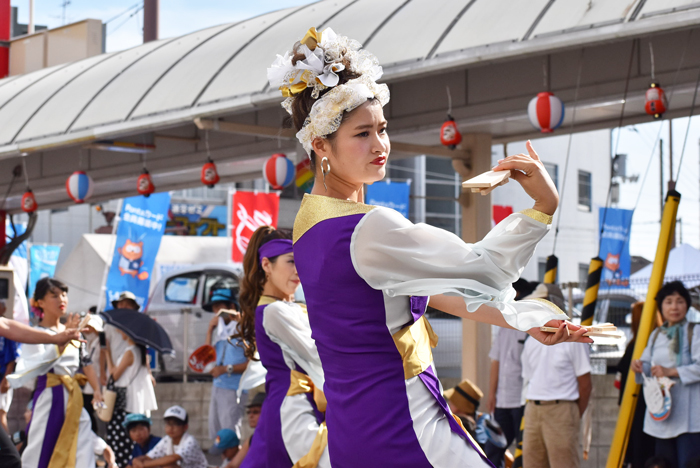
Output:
[267, 27, 390, 156]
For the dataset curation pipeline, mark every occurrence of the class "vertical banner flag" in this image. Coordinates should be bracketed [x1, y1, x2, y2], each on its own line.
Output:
[231, 192, 280, 263]
[365, 181, 410, 218]
[5, 222, 29, 324]
[28, 244, 61, 298]
[105, 192, 171, 310]
[598, 207, 633, 288]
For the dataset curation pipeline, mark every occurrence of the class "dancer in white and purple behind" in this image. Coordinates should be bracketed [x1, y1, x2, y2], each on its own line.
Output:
[236, 227, 328, 468]
[268, 27, 593, 467]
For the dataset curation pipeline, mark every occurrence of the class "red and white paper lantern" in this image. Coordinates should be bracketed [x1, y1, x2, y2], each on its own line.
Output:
[263, 153, 295, 190]
[527, 92, 565, 133]
[137, 169, 156, 197]
[644, 83, 667, 119]
[21, 190, 38, 213]
[66, 171, 94, 204]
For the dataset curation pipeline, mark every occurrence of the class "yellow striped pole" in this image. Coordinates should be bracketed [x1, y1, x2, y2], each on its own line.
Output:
[544, 255, 558, 284]
[606, 190, 680, 468]
[580, 257, 604, 326]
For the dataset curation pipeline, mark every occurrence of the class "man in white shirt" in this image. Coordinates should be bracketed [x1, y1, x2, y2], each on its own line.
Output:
[521, 333, 592, 468]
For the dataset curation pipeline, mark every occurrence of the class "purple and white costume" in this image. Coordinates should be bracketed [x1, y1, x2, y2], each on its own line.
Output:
[9, 327, 96, 468]
[242, 296, 328, 468]
[292, 194, 564, 467]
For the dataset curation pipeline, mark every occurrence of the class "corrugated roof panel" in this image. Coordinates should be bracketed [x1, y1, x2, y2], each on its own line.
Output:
[71, 27, 223, 131]
[367, 0, 470, 65]
[323, 0, 407, 46]
[433, 0, 549, 56]
[129, 9, 294, 118]
[16, 41, 164, 142]
[0, 65, 62, 109]
[197, 2, 354, 104]
[531, 0, 637, 37]
[638, 0, 700, 18]
[0, 54, 112, 145]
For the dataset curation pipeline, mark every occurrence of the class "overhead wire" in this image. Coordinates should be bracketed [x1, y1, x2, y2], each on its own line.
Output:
[552, 49, 585, 255]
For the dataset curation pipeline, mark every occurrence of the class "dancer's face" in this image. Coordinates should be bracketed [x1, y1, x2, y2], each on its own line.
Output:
[312, 100, 390, 189]
[262, 253, 300, 298]
[37, 287, 68, 319]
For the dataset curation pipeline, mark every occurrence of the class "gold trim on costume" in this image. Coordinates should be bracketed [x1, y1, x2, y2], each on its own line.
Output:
[288, 369, 327, 412]
[258, 296, 278, 307]
[292, 422, 328, 468]
[46, 372, 88, 467]
[293, 194, 375, 244]
[392, 316, 439, 380]
[518, 209, 553, 225]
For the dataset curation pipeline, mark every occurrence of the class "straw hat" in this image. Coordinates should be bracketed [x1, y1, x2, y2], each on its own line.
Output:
[444, 379, 483, 415]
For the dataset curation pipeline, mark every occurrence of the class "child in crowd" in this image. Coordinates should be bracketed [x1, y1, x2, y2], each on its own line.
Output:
[210, 429, 240, 468]
[132, 406, 207, 468]
[124, 413, 161, 467]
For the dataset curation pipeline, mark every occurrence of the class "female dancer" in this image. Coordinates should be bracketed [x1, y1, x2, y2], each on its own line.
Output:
[237, 226, 328, 468]
[9, 277, 103, 468]
[269, 27, 592, 467]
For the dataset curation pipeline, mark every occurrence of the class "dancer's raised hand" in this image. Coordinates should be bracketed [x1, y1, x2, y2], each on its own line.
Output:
[493, 140, 559, 215]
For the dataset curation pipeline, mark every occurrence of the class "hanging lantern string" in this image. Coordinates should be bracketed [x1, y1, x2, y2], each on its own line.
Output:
[446, 86, 453, 117]
[551, 49, 585, 255]
[542, 56, 548, 90]
[205, 129, 213, 162]
[674, 66, 700, 182]
[21, 155, 30, 189]
[598, 39, 638, 255]
[649, 42, 656, 82]
[608, 30, 693, 254]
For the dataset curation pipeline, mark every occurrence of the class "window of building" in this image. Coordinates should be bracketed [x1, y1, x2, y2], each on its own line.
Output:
[578, 170, 592, 211]
[543, 162, 558, 189]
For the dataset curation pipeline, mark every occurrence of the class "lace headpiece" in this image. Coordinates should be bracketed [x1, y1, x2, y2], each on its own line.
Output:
[268, 27, 390, 156]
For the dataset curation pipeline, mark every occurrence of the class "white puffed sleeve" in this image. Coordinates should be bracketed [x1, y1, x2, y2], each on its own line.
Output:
[8, 341, 61, 388]
[350, 207, 565, 331]
[263, 302, 325, 390]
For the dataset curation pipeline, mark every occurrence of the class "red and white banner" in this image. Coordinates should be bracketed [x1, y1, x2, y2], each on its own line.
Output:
[231, 192, 279, 263]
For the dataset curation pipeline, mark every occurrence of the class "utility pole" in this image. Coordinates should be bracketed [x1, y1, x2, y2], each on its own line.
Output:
[60, 0, 70, 25]
[28, 0, 34, 34]
[659, 138, 664, 223]
[143, 0, 159, 43]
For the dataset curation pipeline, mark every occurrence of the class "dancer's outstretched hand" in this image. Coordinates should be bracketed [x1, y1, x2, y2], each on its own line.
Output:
[527, 320, 593, 345]
[493, 140, 559, 215]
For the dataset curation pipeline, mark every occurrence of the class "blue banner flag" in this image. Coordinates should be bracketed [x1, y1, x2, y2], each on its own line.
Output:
[105, 193, 170, 310]
[365, 181, 410, 218]
[599, 207, 633, 288]
[29, 244, 61, 298]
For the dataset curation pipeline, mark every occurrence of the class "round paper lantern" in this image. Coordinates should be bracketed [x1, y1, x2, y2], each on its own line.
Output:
[66, 171, 94, 204]
[440, 115, 462, 149]
[528, 92, 565, 133]
[201, 160, 220, 188]
[137, 169, 156, 197]
[21, 189, 38, 213]
[263, 153, 295, 190]
[645, 82, 667, 119]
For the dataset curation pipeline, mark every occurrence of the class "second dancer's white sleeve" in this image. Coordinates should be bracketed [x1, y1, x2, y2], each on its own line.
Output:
[263, 302, 325, 390]
[350, 207, 565, 331]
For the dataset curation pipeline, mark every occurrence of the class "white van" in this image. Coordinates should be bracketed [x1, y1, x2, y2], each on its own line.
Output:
[146, 263, 242, 375]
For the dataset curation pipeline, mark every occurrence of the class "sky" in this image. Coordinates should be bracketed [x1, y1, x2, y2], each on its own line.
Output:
[10, 0, 700, 261]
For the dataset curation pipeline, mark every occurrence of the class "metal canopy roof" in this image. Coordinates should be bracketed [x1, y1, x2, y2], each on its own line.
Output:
[1, 0, 700, 211]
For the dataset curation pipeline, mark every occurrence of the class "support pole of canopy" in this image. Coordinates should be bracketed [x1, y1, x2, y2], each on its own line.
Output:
[606, 189, 680, 468]
[544, 255, 558, 284]
[580, 257, 603, 326]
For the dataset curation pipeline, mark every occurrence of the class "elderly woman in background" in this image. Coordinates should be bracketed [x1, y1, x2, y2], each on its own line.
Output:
[631, 281, 700, 468]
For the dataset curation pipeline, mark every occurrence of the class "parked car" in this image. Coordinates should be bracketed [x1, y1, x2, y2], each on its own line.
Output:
[146, 263, 242, 375]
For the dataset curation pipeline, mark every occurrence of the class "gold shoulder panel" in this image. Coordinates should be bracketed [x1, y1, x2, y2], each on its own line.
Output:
[258, 296, 277, 307]
[519, 208, 553, 225]
[293, 194, 376, 244]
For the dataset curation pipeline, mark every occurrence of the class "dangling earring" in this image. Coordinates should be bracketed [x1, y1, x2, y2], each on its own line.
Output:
[321, 157, 331, 192]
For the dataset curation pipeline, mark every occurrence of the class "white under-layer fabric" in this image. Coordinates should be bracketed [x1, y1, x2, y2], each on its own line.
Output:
[263, 301, 325, 390]
[405, 370, 489, 467]
[280, 393, 330, 466]
[351, 207, 564, 332]
[262, 300, 329, 467]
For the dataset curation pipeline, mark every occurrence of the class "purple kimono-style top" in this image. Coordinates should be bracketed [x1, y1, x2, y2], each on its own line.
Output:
[292, 194, 562, 468]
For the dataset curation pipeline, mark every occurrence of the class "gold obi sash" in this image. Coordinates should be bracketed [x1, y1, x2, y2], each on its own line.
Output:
[287, 370, 328, 468]
[392, 316, 439, 379]
[45, 372, 88, 467]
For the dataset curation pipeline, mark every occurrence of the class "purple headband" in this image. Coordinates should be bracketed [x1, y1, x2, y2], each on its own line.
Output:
[259, 239, 293, 262]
